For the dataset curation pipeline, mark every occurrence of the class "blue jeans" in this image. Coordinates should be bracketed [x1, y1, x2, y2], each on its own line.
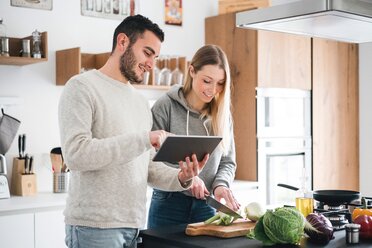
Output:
[65, 225, 138, 248]
[147, 190, 215, 228]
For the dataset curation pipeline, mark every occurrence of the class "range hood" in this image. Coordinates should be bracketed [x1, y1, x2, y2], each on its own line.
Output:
[236, 0, 372, 43]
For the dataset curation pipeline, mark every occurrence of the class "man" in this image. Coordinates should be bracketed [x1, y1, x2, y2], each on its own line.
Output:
[59, 15, 208, 248]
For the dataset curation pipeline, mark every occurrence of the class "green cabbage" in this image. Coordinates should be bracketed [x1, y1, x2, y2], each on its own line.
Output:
[247, 207, 305, 246]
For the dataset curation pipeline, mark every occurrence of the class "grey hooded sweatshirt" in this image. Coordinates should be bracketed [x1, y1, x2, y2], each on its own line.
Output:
[151, 85, 237, 196]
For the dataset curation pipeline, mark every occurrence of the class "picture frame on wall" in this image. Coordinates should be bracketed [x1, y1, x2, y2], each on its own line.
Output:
[10, 0, 53, 10]
[81, 0, 137, 20]
[165, 0, 182, 26]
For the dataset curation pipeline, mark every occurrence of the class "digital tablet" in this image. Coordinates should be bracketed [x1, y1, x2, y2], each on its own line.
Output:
[152, 135, 223, 163]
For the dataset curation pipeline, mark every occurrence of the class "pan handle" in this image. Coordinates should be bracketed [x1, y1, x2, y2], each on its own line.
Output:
[277, 183, 299, 191]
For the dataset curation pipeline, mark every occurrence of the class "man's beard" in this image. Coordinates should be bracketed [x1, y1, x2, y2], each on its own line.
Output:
[119, 46, 143, 83]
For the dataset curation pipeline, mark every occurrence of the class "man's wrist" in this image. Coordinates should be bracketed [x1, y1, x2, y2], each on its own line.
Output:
[178, 171, 192, 188]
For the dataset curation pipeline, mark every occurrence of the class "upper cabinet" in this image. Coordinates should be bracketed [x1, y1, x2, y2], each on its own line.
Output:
[0, 32, 48, 66]
[257, 31, 311, 90]
[56, 47, 187, 90]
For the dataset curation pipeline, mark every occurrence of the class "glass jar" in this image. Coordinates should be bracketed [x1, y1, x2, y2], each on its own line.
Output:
[0, 18, 7, 56]
[32, 29, 42, 59]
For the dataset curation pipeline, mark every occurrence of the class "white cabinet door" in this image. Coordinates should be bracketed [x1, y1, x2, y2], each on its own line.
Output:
[0, 213, 34, 248]
[34, 210, 66, 248]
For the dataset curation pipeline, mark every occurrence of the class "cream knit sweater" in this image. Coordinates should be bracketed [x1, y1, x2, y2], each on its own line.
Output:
[58, 70, 187, 228]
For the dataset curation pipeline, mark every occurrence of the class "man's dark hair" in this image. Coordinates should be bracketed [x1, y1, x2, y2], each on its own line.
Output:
[112, 14, 164, 52]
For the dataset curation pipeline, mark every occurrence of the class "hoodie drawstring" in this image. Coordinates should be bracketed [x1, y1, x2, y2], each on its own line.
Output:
[203, 120, 210, 136]
[186, 110, 190, 136]
[186, 109, 210, 136]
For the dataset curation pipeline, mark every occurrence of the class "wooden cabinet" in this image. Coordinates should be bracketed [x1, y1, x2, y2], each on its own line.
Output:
[56, 47, 187, 90]
[206, 13, 258, 181]
[0, 32, 48, 66]
[218, 0, 270, 15]
[257, 31, 311, 90]
[206, 13, 359, 191]
[312, 39, 359, 191]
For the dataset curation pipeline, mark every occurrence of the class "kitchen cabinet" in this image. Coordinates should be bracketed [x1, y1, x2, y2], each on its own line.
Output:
[257, 30, 311, 90]
[218, 0, 270, 15]
[205, 13, 359, 191]
[312, 38, 359, 191]
[35, 210, 65, 248]
[0, 213, 34, 248]
[0, 193, 67, 248]
[0, 32, 48, 66]
[206, 12, 258, 181]
[55, 47, 187, 90]
[0, 210, 65, 248]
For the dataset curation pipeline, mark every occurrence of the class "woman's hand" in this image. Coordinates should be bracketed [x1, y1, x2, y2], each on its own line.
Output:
[189, 176, 209, 199]
[178, 154, 209, 186]
[214, 186, 240, 211]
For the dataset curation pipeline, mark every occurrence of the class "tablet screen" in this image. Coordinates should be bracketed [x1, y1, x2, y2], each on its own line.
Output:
[152, 135, 222, 163]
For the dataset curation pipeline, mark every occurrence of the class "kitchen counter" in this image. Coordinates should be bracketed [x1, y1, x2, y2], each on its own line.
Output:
[138, 225, 372, 248]
[0, 192, 67, 216]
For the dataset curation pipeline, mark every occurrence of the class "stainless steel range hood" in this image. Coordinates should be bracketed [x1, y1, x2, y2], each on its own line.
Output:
[236, 0, 372, 43]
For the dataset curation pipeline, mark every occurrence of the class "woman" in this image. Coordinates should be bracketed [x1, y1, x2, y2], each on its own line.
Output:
[148, 45, 239, 228]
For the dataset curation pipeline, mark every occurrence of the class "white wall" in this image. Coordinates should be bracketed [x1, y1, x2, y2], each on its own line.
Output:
[0, 0, 218, 191]
[359, 42, 372, 196]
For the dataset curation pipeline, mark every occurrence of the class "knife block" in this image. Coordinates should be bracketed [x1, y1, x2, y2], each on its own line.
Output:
[11, 158, 37, 196]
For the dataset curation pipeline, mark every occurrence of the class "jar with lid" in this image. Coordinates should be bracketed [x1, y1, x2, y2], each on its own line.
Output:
[0, 18, 6, 37]
[32, 29, 42, 59]
[0, 18, 9, 56]
[345, 223, 361, 244]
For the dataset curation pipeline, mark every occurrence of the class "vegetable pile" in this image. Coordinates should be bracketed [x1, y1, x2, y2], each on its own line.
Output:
[204, 212, 238, 226]
[247, 207, 305, 246]
[304, 213, 334, 245]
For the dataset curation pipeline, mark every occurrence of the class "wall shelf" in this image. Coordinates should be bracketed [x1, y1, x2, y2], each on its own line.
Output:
[0, 32, 48, 66]
[55, 47, 187, 90]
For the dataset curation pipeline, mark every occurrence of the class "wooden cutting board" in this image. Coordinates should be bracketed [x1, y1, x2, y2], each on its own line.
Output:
[185, 219, 256, 238]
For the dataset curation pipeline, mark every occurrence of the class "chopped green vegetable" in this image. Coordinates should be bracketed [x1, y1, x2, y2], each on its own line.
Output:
[204, 212, 238, 226]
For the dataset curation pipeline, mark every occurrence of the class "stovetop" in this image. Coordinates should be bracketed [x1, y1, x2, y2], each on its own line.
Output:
[313, 197, 372, 231]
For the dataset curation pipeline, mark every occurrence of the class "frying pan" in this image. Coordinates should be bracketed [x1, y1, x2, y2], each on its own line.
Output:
[277, 183, 360, 206]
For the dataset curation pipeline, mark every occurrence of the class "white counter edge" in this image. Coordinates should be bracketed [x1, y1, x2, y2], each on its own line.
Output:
[0, 192, 67, 216]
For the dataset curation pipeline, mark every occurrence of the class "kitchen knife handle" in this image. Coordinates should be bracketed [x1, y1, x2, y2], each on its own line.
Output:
[18, 135, 22, 158]
[24, 155, 28, 174]
[22, 134, 26, 158]
[29, 156, 33, 174]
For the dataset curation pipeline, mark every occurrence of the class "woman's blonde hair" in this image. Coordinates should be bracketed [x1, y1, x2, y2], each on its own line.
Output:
[182, 44, 232, 154]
